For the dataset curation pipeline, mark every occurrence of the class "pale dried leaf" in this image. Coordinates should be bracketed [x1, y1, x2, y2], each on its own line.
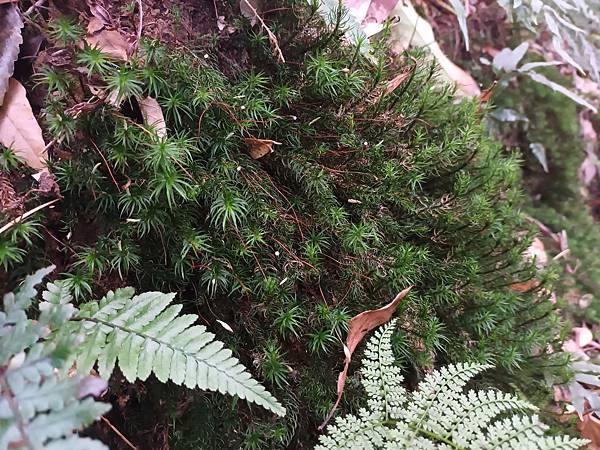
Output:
[0, 4, 23, 106]
[240, 0, 284, 63]
[320, 286, 412, 429]
[530, 142, 549, 172]
[85, 18, 129, 61]
[574, 326, 594, 347]
[240, 0, 260, 25]
[0, 78, 46, 169]
[139, 96, 167, 138]
[579, 148, 598, 186]
[216, 319, 234, 333]
[447, 0, 469, 50]
[387, 1, 480, 96]
[523, 237, 548, 269]
[243, 137, 281, 159]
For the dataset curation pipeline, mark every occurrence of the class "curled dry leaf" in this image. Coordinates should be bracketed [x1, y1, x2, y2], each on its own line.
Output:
[139, 96, 167, 138]
[85, 17, 129, 61]
[32, 168, 61, 197]
[0, 3, 23, 106]
[573, 326, 594, 348]
[0, 78, 47, 169]
[385, 70, 411, 94]
[243, 137, 281, 159]
[578, 412, 600, 449]
[388, 2, 480, 97]
[523, 237, 548, 269]
[319, 286, 412, 430]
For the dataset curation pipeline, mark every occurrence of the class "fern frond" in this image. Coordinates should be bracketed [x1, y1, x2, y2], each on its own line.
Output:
[443, 389, 536, 447]
[318, 323, 587, 450]
[1, 267, 110, 450]
[402, 362, 492, 433]
[315, 409, 388, 450]
[73, 288, 286, 416]
[362, 319, 406, 419]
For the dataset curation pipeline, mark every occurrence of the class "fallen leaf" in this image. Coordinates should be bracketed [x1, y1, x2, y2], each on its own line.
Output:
[530, 142, 549, 173]
[523, 237, 548, 269]
[32, 168, 61, 197]
[319, 286, 412, 430]
[386, 1, 480, 96]
[0, 173, 22, 214]
[578, 412, 600, 449]
[580, 148, 599, 186]
[139, 96, 167, 138]
[479, 81, 498, 104]
[85, 17, 129, 61]
[243, 137, 281, 159]
[509, 279, 540, 292]
[0, 4, 23, 106]
[574, 326, 594, 347]
[240, 0, 260, 25]
[0, 78, 47, 169]
[216, 319, 233, 332]
[385, 70, 411, 94]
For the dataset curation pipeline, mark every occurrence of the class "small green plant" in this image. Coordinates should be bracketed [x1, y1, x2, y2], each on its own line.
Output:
[317, 320, 587, 449]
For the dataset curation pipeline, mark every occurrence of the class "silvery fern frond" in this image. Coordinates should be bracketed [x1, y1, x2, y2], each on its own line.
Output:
[0, 266, 110, 450]
[70, 287, 286, 416]
[317, 320, 588, 450]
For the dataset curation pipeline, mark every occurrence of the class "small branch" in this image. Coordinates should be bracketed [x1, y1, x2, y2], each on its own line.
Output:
[23, 0, 47, 16]
[90, 140, 121, 191]
[135, 0, 143, 51]
[101, 416, 137, 450]
[240, 0, 285, 63]
[0, 198, 60, 235]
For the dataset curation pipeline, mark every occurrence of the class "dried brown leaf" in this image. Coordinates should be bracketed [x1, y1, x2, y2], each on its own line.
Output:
[139, 96, 167, 138]
[385, 70, 411, 94]
[578, 413, 600, 449]
[0, 78, 46, 169]
[0, 4, 23, 106]
[319, 286, 412, 430]
[85, 18, 129, 61]
[243, 137, 281, 159]
[0, 173, 22, 214]
[33, 168, 61, 197]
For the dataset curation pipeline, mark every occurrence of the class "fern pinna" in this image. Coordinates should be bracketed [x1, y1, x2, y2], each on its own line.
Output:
[69, 286, 285, 416]
[0, 267, 283, 449]
[317, 319, 586, 450]
[0, 266, 110, 450]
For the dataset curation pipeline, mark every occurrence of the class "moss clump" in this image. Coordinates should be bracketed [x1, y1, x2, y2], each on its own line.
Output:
[0, 2, 566, 447]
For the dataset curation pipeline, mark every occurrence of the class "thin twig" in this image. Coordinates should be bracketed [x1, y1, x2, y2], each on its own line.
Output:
[240, 0, 285, 63]
[90, 140, 121, 191]
[101, 416, 137, 450]
[0, 199, 59, 235]
[135, 0, 143, 51]
[23, 0, 47, 16]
